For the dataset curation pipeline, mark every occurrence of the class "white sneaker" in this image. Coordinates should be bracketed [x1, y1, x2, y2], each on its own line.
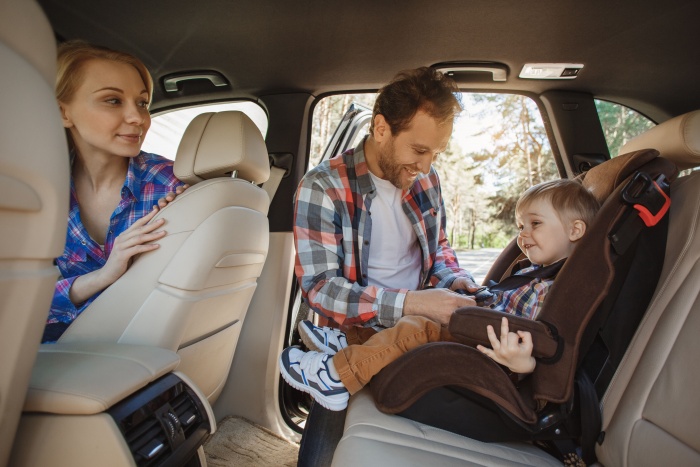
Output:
[279, 347, 349, 411]
[298, 320, 348, 355]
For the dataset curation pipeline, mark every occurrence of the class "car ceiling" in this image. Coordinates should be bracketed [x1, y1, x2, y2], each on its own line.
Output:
[38, 0, 700, 122]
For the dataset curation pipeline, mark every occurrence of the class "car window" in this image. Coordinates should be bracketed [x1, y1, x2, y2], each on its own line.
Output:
[141, 101, 268, 160]
[310, 94, 376, 168]
[310, 93, 558, 282]
[594, 99, 655, 157]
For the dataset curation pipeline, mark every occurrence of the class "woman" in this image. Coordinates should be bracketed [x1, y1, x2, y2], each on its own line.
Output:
[44, 40, 186, 342]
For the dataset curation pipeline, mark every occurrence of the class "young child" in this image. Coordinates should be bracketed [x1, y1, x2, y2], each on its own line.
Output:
[280, 179, 600, 410]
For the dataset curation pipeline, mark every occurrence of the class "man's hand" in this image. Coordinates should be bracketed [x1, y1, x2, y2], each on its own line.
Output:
[450, 277, 480, 293]
[477, 317, 536, 374]
[157, 184, 189, 209]
[403, 288, 476, 325]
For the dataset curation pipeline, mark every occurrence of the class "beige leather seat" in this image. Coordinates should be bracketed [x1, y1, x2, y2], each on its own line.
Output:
[596, 110, 700, 466]
[332, 110, 700, 466]
[0, 1, 71, 465]
[59, 111, 271, 403]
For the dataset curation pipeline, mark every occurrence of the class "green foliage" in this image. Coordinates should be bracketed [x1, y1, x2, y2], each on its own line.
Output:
[595, 100, 655, 156]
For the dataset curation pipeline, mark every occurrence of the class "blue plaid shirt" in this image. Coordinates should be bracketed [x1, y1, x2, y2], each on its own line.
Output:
[47, 152, 184, 326]
[294, 136, 473, 329]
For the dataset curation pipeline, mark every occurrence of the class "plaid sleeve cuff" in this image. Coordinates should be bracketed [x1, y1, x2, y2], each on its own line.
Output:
[374, 288, 408, 328]
[431, 270, 476, 289]
[47, 276, 81, 323]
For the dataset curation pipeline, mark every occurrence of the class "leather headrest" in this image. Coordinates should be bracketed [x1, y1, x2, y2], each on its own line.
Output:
[582, 149, 660, 202]
[0, 0, 57, 86]
[619, 110, 700, 170]
[174, 111, 270, 185]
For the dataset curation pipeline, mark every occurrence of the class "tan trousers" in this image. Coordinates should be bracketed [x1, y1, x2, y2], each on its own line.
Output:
[333, 315, 453, 394]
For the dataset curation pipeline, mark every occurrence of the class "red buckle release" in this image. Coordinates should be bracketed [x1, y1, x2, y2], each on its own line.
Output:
[633, 181, 670, 227]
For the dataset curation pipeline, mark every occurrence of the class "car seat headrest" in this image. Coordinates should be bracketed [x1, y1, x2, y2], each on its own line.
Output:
[0, 0, 56, 86]
[581, 149, 660, 202]
[618, 110, 700, 170]
[174, 111, 270, 185]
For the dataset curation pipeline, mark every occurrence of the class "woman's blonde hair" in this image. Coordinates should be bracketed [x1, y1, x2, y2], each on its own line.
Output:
[55, 39, 153, 104]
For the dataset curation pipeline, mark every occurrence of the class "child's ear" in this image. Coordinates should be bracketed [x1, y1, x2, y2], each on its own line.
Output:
[569, 220, 586, 241]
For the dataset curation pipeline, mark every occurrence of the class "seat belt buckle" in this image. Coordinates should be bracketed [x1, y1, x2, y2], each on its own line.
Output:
[621, 172, 671, 227]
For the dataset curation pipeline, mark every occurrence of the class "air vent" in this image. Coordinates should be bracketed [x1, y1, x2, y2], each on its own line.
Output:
[170, 390, 201, 436]
[109, 374, 211, 466]
[125, 414, 171, 465]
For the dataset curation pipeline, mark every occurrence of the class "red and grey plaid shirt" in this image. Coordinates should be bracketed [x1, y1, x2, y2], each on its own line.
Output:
[294, 137, 473, 329]
[47, 152, 184, 327]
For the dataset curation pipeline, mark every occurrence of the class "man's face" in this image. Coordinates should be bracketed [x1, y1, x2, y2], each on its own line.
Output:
[374, 110, 453, 190]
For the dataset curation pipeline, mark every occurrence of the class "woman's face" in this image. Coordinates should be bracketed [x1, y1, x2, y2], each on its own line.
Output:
[60, 58, 151, 160]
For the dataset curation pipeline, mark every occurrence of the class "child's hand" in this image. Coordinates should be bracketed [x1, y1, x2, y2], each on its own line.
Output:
[477, 316, 536, 374]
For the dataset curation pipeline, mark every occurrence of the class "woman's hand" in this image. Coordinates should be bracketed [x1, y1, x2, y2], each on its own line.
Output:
[157, 184, 189, 209]
[101, 206, 166, 282]
[68, 206, 166, 305]
[477, 316, 536, 374]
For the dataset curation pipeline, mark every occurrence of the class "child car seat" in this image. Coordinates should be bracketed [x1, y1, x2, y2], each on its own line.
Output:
[370, 148, 678, 463]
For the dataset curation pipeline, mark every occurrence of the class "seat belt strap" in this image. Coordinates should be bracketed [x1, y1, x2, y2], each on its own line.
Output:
[487, 258, 566, 292]
[263, 165, 286, 206]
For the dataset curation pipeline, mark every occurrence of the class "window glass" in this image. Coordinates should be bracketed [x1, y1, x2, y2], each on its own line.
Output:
[594, 99, 655, 157]
[310, 93, 558, 280]
[141, 101, 268, 160]
[309, 94, 376, 168]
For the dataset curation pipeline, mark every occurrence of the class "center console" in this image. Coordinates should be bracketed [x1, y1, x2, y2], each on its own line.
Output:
[10, 343, 215, 466]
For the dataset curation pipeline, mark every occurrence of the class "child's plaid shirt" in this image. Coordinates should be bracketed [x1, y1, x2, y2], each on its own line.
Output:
[490, 264, 555, 320]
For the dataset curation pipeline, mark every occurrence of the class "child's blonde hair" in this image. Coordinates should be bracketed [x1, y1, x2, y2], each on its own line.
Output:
[516, 179, 600, 227]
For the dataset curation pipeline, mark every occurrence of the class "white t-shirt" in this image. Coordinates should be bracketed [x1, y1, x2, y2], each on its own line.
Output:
[367, 172, 422, 290]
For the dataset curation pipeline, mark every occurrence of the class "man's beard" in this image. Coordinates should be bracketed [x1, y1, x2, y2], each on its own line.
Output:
[377, 138, 415, 190]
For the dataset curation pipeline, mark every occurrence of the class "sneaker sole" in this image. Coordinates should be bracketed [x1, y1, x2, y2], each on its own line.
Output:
[279, 353, 349, 412]
[298, 324, 333, 354]
[298, 321, 344, 355]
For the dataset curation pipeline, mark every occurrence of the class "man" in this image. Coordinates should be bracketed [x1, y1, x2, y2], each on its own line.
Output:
[291, 67, 478, 465]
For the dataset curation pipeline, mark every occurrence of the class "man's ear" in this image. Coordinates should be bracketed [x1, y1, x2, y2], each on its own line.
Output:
[569, 219, 586, 241]
[373, 114, 390, 143]
[58, 102, 73, 128]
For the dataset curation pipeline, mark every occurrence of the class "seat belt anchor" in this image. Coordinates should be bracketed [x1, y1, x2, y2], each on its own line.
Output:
[621, 171, 671, 227]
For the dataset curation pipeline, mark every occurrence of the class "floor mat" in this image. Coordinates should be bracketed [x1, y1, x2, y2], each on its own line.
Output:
[204, 416, 299, 466]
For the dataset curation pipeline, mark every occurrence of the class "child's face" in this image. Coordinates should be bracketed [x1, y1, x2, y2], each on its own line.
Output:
[516, 199, 581, 266]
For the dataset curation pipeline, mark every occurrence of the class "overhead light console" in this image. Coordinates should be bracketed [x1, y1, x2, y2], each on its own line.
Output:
[519, 63, 583, 80]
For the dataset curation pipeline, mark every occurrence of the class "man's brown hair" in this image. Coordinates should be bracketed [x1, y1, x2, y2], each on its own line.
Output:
[370, 67, 462, 136]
